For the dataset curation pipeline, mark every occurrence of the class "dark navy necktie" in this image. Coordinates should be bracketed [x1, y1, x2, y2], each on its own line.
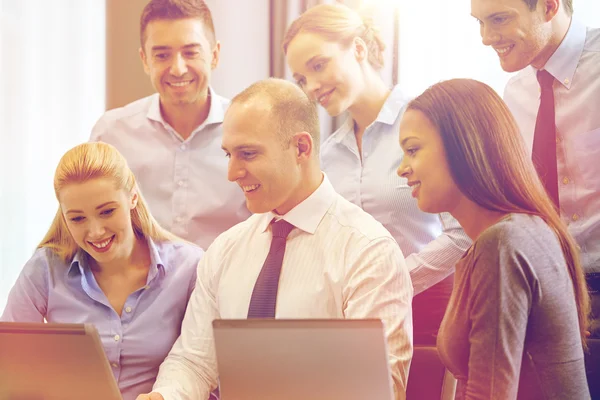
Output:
[247, 219, 295, 318]
[532, 69, 560, 208]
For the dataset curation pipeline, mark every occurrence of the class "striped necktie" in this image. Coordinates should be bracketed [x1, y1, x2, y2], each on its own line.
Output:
[247, 219, 295, 318]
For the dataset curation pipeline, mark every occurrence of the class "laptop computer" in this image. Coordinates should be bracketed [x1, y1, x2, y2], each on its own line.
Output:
[0, 322, 122, 400]
[212, 319, 394, 400]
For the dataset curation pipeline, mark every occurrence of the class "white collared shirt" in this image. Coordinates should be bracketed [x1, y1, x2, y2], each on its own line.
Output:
[152, 175, 413, 400]
[90, 87, 251, 250]
[504, 20, 600, 272]
[321, 85, 472, 294]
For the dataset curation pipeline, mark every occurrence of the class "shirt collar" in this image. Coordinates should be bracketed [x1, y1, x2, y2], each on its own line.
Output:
[330, 85, 409, 144]
[146, 86, 226, 133]
[66, 236, 166, 278]
[539, 18, 586, 89]
[257, 173, 336, 235]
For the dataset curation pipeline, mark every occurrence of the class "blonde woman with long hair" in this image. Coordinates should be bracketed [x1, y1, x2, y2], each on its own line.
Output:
[1, 142, 203, 400]
[284, 3, 472, 344]
[398, 79, 590, 399]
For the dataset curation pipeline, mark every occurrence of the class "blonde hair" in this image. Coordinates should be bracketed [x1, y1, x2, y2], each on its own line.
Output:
[282, 3, 385, 70]
[408, 79, 590, 350]
[38, 142, 179, 262]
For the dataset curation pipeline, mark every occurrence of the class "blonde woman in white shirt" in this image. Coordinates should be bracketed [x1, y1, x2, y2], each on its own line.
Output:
[283, 3, 471, 344]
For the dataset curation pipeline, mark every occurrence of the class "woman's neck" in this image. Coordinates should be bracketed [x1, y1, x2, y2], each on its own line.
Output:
[451, 197, 509, 242]
[348, 74, 390, 134]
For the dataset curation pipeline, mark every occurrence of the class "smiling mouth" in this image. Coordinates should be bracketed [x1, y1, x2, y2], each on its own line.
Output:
[494, 44, 514, 57]
[168, 80, 193, 88]
[318, 89, 335, 106]
[88, 235, 115, 249]
[409, 182, 421, 197]
[241, 184, 260, 193]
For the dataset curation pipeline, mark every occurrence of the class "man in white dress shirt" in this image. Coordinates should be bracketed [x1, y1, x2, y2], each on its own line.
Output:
[91, 0, 250, 250]
[472, 0, 600, 395]
[136, 78, 414, 400]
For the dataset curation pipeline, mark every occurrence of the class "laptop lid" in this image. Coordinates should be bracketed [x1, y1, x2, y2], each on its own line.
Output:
[0, 322, 122, 400]
[212, 319, 394, 400]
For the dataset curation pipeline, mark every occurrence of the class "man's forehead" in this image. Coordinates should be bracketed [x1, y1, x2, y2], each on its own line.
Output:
[472, 0, 523, 15]
[144, 18, 212, 47]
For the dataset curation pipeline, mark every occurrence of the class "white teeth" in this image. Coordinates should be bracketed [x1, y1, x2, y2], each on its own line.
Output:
[318, 90, 333, 104]
[91, 237, 112, 249]
[170, 81, 191, 87]
[413, 182, 421, 188]
[495, 45, 513, 54]
[242, 184, 260, 192]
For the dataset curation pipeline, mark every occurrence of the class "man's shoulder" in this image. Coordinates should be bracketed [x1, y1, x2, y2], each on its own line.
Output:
[206, 214, 261, 251]
[100, 94, 156, 121]
[504, 68, 534, 98]
[92, 94, 157, 135]
[584, 26, 600, 52]
[325, 194, 394, 243]
[211, 90, 231, 109]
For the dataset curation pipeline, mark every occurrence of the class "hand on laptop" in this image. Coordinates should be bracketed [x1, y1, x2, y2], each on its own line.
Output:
[135, 392, 164, 400]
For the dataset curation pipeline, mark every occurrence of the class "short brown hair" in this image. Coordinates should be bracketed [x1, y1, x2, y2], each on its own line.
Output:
[230, 78, 321, 153]
[521, 0, 573, 15]
[140, 0, 216, 49]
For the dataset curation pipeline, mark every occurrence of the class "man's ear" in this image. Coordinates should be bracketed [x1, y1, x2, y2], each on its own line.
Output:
[139, 47, 151, 75]
[211, 41, 221, 70]
[542, 0, 561, 21]
[294, 132, 314, 160]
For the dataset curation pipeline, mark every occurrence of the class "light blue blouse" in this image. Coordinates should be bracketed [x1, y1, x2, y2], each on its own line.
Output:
[321, 85, 472, 294]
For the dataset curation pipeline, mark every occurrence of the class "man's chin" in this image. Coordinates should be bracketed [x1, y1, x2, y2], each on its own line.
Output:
[499, 57, 529, 73]
[246, 200, 269, 215]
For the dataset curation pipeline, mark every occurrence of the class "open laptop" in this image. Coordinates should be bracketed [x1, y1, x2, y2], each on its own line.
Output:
[0, 322, 122, 400]
[212, 319, 394, 400]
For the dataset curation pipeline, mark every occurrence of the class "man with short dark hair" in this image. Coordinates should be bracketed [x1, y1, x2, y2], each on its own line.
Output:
[136, 78, 414, 400]
[91, 0, 250, 250]
[472, 0, 600, 396]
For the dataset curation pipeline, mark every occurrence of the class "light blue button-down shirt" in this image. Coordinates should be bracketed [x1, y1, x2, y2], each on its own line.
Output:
[504, 20, 600, 272]
[1, 239, 202, 400]
[321, 85, 472, 294]
[91, 87, 251, 250]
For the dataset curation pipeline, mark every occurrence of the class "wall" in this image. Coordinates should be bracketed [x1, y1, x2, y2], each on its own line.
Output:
[106, 0, 155, 110]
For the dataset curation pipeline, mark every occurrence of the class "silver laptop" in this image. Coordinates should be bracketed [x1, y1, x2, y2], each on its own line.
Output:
[0, 322, 122, 400]
[212, 319, 394, 400]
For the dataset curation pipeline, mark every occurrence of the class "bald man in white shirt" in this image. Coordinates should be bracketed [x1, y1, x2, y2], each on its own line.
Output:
[136, 78, 413, 400]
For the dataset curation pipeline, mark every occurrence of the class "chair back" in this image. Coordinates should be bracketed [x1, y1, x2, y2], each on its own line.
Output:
[406, 345, 457, 400]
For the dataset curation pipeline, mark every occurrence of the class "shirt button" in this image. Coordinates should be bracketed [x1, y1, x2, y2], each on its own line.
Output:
[114, 334, 120, 342]
[180, 144, 187, 151]
[562, 177, 570, 185]
[572, 213, 580, 221]
[111, 363, 118, 368]
[564, 78, 570, 85]
[178, 180, 185, 187]
[125, 306, 132, 313]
